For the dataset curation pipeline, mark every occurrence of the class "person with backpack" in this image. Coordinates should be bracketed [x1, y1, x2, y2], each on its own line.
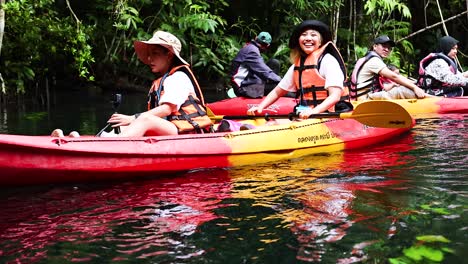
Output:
[230, 32, 284, 98]
[417, 36, 468, 97]
[350, 35, 427, 101]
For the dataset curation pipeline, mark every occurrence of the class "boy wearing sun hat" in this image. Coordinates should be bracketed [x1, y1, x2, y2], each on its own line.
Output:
[105, 31, 212, 136]
[51, 30, 211, 138]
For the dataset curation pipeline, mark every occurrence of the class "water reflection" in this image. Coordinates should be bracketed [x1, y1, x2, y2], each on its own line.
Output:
[227, 135, 415, 262]
[0, 170, 232, 262]
[0, 116, 466, 263]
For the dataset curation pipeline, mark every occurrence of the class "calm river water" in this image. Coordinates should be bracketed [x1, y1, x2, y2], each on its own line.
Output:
[0, 89, 466, 263]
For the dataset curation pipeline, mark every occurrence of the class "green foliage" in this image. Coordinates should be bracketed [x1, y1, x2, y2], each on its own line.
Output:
[0, 0, 465, 96]
[89, 0, 146, 67]
[363, 0, 412, 38]
[1, 0, 95, 94]
[365, 0, 411, 18]
[113, 5, 142, 31]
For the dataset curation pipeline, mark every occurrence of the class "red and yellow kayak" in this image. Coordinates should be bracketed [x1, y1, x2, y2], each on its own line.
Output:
[0, 101, 413, 186]
[207, 96, 468, 116]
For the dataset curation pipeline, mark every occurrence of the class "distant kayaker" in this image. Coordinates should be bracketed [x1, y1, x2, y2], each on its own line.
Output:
[51, 31, 212, 137]
[230, 31, 284, 98]
[247, 20, 352, 119]
[417, 35, 468, 97]
[350, 35, 428, 101]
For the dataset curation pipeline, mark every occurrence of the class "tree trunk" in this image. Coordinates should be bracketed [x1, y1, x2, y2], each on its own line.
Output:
[0, 0, 5, 57]
[0, 0, 5, 95]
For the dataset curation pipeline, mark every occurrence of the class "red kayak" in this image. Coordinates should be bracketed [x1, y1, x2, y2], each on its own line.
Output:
[0, 101, 413, 186]
[207, 96, 468, 116]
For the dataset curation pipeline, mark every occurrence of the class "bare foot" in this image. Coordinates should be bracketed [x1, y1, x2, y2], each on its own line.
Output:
[51, 129, 64, 137]
[68, 131, 80, 137]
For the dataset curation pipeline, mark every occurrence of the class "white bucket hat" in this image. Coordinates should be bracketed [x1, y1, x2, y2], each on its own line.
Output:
[134, 31, 188, 65]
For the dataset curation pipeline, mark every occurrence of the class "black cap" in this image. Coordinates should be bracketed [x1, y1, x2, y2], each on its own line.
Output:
[437, 36, 458, 55]
[374, 35, 396, 47]
[289, 20, 332, 49]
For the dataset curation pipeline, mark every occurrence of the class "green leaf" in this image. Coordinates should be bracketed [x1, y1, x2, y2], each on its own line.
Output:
[388, 258, 408, 264]
[441, 247, 454, 253]
[404, 245, 444, 262]
[416, 235, 450, 243]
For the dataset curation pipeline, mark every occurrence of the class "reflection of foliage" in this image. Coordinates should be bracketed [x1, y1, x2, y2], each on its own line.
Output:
[389, 235, 453, 263]
[384, 200, 460, 263]
[355, 194, 462, 263]
[24, 112, 47, 121]
[420, 204, 450, 215]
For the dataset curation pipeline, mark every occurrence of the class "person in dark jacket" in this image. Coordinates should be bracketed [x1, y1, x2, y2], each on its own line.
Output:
[230, 32, 283, 98]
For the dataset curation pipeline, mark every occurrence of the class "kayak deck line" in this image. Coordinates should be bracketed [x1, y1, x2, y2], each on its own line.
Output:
[50, 118, 334, 146]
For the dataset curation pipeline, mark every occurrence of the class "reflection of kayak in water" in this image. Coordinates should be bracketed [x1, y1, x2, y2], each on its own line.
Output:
[228, 134, 415, 262]
[0, 170, 232, 260]
[0, 101, 412, 186]
[207, 96, 468, 116]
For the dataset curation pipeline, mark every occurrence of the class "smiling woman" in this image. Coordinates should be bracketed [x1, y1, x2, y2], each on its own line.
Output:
[247, 20, 352, 119]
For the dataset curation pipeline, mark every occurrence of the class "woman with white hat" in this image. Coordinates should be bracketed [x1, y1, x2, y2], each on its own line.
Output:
[105, 31, 212, 136]
[247, 20, 351, 119]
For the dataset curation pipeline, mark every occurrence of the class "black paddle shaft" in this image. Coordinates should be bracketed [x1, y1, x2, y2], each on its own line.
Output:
[112, 94, 122, 112]
[222, 112, 341, 121]
[96, 93, 122, 136]
[111, 94, 122, 134]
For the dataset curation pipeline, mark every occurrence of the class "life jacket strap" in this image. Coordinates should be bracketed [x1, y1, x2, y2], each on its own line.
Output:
[294, 65, 318, 71]
[167, 95, 209, 133]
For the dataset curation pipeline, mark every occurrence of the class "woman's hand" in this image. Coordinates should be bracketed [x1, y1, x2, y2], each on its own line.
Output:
[107, 113, 135, 127]
[297, 107, 319, 119]
[247, 106, 263, 116]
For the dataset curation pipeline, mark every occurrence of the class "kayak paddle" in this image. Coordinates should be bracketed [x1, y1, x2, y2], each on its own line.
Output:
[96, 93, 122, 136]
[208, 100, 413, 129]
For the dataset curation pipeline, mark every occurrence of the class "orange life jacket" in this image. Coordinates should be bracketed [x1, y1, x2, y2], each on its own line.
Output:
[147, 65, 213, 134]
[293, 41, 350, 112]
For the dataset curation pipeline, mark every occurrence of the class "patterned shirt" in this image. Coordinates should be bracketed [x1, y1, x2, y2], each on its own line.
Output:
[425, 59, 468, 86]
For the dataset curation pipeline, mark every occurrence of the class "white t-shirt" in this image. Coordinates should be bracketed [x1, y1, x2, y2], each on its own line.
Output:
[356, 57, 386, 89]
[159, 71, 195, 109]
[278, 53, 345, 92]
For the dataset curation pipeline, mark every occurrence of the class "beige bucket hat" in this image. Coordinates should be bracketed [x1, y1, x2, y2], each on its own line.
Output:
[134, 31, 188, 65]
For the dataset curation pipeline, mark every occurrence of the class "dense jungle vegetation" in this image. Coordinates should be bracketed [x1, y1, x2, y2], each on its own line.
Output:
[0, 0, 467, 100]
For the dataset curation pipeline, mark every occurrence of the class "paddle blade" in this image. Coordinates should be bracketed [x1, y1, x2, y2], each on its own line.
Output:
[345, 101, 413, 128]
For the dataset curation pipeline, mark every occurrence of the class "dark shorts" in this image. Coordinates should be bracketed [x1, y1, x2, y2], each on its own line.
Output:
[427, 86, 465, 97]
[234, 83, 265, 98]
